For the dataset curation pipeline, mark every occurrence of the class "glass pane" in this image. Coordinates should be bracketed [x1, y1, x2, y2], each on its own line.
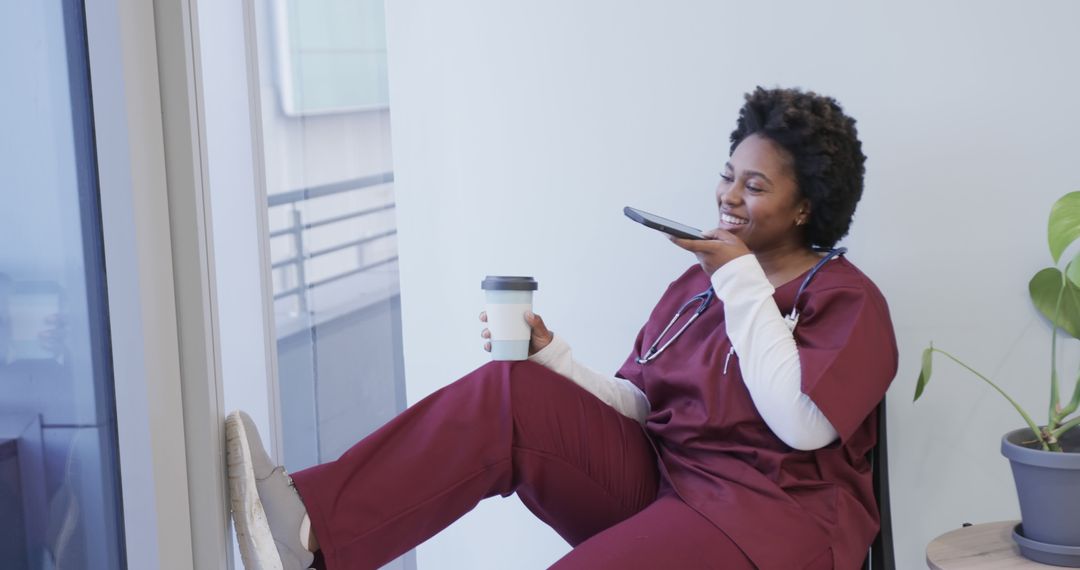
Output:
[279, 0, 390, 114]
[0, 1, 126, 569]
[253, 0, 409, 568]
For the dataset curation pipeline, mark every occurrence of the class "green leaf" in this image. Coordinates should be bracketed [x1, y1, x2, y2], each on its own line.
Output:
[914, 346, 933, 401]
[1030, 267, 1080, 340]
[1068, 251, 1080, 289]
[1048, 191, 1080, 263]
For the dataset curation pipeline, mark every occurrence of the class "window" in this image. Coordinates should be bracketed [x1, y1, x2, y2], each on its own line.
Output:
[266, 169, 406, 472]
[0, 1, 125, 568]
[273, 0, 390, 115]
[251, 2, 411, 568]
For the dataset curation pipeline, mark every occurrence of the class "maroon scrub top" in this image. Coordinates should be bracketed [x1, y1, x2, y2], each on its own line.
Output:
[615, 257, 898, 569]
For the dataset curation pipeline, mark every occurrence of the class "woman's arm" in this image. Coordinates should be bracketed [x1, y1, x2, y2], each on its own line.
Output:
[481, 310, 649, 422]
[711, 254, 839, 451]
[529, 334, 651, 424]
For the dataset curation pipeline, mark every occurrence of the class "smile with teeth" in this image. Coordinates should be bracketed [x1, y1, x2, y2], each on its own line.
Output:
[721, 213, 749, 226]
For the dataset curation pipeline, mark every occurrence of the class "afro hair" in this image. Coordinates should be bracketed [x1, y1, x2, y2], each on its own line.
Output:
[730, 87, 867, 248]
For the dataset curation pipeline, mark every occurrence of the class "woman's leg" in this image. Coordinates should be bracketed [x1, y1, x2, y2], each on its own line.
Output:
[291, 360, 659, 570]
[548, 491, 756, 570]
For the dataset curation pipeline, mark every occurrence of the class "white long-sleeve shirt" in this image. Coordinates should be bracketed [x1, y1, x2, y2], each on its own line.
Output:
[528, 333, 652, 421]
[527, 254, 838, 451]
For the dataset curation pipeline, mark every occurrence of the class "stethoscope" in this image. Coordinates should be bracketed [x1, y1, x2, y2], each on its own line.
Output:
[782, 246, 847, 332]
[635, 288, 715, 364]
[635, 247, 847, 365]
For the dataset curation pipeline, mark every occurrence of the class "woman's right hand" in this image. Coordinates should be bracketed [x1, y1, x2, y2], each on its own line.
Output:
[480, 310, 555, 356]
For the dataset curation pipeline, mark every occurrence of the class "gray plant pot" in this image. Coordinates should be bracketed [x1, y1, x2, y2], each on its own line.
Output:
[1001, 427, 1080, 566]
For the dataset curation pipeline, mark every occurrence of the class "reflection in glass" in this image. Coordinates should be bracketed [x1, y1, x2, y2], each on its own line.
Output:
[252, 1, 410, 568]
[255, 0, 405, 466]
[0, 1, 126, 568]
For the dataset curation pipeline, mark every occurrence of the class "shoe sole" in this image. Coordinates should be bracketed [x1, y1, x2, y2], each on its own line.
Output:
[226, 411, 284, 570]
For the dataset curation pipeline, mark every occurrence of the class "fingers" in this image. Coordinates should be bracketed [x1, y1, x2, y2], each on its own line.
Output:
[670, 230, 741, 250]
[525, 311, 555, 349]
[525, 310, 546, 332]
[484, 311, 548, 354]
[668, 235, 698, 251]
[702, 227, 742, 243]
[480, 311, 490, 351]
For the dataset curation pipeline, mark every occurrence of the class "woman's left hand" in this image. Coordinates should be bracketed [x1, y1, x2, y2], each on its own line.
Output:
[668, 228, 752, 276]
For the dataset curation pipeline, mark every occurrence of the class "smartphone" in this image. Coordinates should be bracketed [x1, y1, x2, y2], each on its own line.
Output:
[623, 206, 706, 240]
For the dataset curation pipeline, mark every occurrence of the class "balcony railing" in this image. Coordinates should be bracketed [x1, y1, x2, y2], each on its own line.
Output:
[267, 172, 399, 335]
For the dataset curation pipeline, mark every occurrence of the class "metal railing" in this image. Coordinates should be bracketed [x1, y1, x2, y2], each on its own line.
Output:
[269, 172, 398, 314]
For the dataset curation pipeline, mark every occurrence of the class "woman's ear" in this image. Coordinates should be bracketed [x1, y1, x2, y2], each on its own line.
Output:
[796, 200, 811, 226]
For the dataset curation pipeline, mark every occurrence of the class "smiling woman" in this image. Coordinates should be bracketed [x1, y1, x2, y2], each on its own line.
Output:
[718, 134, 809, 248]
[227, 86, 897, 570]
[725, 87, 867, 250]
[680, 88, 869, 289]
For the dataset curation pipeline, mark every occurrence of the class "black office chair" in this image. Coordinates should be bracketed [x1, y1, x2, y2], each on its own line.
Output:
[863, 396, 895, 570]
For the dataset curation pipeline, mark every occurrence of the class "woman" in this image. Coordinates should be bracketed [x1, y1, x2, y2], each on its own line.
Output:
[227, 87, 898, 569]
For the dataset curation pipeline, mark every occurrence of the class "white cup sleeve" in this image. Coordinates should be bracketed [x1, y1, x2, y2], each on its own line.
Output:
[485, 303, 532, 341]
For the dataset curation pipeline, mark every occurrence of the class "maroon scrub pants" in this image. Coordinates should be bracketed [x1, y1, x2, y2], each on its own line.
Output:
[291, 360, 756, 570]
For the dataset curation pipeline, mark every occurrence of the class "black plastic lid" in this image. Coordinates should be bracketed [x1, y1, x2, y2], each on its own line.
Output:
[481, 276, 538, 291]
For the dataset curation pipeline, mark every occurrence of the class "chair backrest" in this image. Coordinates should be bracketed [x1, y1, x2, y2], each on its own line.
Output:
[863, 396, 895, 570]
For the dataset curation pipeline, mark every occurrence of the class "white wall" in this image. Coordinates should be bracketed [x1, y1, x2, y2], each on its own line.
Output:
[387, 1, 1080, 568]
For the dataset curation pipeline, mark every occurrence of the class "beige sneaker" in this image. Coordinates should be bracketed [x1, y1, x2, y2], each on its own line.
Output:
[226, 411, 315, 570]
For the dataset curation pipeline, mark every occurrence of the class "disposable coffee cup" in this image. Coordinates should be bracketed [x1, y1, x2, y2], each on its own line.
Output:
[482, 276, 538, 361]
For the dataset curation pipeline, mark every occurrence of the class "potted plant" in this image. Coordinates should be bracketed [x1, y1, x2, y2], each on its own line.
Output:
[915, 191, 1080, 567]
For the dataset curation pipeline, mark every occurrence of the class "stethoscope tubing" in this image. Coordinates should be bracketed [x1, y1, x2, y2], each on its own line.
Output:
[635, 247, 846, 365]
[636, 288, 714, 364]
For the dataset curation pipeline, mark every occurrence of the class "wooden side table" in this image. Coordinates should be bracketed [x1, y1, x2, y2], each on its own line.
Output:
[926, 521, 1055, 568]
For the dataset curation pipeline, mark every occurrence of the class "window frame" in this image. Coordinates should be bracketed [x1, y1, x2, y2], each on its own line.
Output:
[88, 0, 284, 566]
[86, 0, 198, 567]
[89, 0, 333, 565]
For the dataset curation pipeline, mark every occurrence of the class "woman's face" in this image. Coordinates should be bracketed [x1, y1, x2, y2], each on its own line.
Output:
[716, 133, 809, 253]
